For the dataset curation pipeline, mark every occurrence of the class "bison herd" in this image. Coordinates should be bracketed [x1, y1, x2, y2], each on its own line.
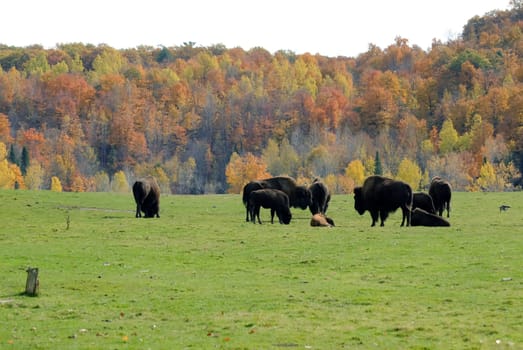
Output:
[133, 175, 453, 228]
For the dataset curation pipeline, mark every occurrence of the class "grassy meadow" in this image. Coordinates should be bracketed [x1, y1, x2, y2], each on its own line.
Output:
[0, 189, 522, 349]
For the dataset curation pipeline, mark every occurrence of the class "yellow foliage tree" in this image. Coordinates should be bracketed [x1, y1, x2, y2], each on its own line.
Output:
[225, 152, 271, 193]
[25, 162, 44, 190]
[345, 159, 365, 187]
[439, 119, 459, 154]
[151, 166, 170, 194]
[111, 170, 129, 193]
[477, 161, 504, 191]
[93, 171, 111, 192]
[51, 176, 63, 192]
[10, 163, 26, 189]
[0, 142, 16, 189]
[396, 158, 422, 191]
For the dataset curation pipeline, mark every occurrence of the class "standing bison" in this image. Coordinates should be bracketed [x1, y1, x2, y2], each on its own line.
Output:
[308, 178, 331, 215]
[412, 192, 436, 214]
[132, 176, 160, 218]
[248, 189, 292, 224]
[242, 176, 311, 221]
[429, 177, 452, 217]
[354, 175, 413, 227]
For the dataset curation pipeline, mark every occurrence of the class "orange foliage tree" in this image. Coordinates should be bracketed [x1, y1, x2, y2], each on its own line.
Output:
[225, 152, 271, 193]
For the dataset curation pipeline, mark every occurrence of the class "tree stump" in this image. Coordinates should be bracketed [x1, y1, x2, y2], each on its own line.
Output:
[25, 267, 39, 296]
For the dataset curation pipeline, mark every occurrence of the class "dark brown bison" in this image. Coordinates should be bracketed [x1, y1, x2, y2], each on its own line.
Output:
[410, 208, 450, 226]
[354, 175, 413, 227]
[248, 189, 292, 224]
[132, 176, 160, 218]
[308, 178, 331, 215]
[412, 192, 436, 214]
[310, 213, 335, 227]
[242, 176, 311, 221]
[429, 177, 452, 217]
[242, 181, 265, 221]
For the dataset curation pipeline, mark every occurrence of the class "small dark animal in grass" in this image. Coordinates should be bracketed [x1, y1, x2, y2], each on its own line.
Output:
[429, 176, 452, 217]
[412, 192, 436, 214]
[132, 176, 160, 218]
[308, 179, 331, 215]
[242, 176, 311, 221]
[410, 208, 450, 227]
[310, 213, 335, 227]
[499, 205, 511, 212]
[248, 189, 292, 224]
[354, 175, 413, 227]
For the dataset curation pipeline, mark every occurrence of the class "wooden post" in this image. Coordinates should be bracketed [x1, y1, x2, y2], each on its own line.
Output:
[25, 267, 39, 296]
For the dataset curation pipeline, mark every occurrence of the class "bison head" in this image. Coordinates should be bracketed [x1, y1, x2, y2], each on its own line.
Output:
[281, 211, 292, 225]
[353, 187, 366, 215]
[294, 186, 312, 210]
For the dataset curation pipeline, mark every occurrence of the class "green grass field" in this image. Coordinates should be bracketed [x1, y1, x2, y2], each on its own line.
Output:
[1, 189, 522, 349]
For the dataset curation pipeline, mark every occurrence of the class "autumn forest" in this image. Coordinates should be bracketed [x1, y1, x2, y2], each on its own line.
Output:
[0, 3, 522, 194]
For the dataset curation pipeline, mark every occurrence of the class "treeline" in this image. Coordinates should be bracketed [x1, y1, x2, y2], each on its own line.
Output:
[0, 4, 522, 193]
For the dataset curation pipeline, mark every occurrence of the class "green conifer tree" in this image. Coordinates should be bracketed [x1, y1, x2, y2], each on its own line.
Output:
[20, 146, 29, 176]
[374, 151, 383, 175]
[8, 144, 17, 165]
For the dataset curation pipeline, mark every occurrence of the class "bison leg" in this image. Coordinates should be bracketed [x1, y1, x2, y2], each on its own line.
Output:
[276, 211, 282, 224]
[245, 206, 250, 222]
[379, 211, 389, 227]
[446, 202, 450, 218]
[370, 210, 379, 227]
[255, 205, 262, 224]
[400, 206, 410, 226]
[135, 203, 142, 218]
[249, 205, 256, 223]
[270, 209, 276, 224]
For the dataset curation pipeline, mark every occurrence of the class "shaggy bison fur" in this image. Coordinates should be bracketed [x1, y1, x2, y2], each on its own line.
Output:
[310, 213, 335, 227]
[242, 176, 311, 221]
[248, 189, 292, 224]
[429, 177, 452, 217]
[308, 179, 331, 215]
[410, 208, 450, 226]
[412, 192, 436, 214]
[354, 175, 413, 227]
[132, 176, 160, 218]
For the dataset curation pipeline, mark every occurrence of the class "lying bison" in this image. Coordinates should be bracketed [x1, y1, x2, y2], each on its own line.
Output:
[132, 176, 160, 218]
[354, 175, 413, 227]
[242, 176, 311, 221]
[411, 208, 450, 226]
[309, 178, 331, 215]
[248, 189, 292, 224]
[310, 213, 335, 227]
[429, 177, 452, 217]
[412, 192, 436, 214]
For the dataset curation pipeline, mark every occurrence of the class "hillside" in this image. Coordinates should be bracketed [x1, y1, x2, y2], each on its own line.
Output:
[0, 3, 522, 193]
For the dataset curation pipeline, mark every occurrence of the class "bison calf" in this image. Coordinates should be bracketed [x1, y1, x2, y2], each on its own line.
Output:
[248, 189, 292, 224]
[310, 213, 335, 227]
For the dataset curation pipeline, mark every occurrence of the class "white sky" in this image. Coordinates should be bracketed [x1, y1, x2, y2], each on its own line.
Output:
[1, 0, 510, 57]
